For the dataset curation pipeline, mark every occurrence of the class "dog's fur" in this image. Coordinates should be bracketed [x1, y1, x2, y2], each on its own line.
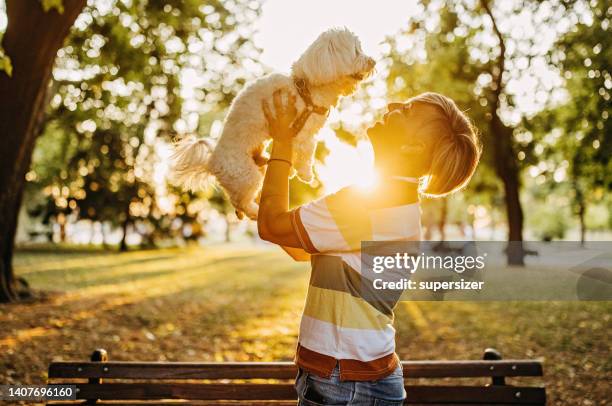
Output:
[170, 28, 374, 219]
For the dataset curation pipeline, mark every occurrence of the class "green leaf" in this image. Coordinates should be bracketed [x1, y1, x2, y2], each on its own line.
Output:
[40, 0, 64, 14]
[0, 53, 12, 77]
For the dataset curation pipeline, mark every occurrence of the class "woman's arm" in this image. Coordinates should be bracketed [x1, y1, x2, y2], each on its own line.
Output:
[257, 90, 302, 248]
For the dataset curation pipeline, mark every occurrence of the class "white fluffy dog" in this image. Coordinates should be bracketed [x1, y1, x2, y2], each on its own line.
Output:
[171, 28, 375, 219]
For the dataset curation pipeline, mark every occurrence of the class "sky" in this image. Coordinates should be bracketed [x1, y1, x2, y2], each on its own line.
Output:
[254, 0, 418, 72]
[0, 2, 5, 32]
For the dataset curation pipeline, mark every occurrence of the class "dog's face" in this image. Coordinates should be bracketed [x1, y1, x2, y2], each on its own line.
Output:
[292, 28, 375, 94]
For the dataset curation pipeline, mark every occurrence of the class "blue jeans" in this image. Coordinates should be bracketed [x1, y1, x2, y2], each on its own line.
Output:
[295, 364, 406, 405]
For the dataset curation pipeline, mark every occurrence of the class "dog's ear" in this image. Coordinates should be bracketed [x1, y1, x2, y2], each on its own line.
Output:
[292, 34, 338, 85]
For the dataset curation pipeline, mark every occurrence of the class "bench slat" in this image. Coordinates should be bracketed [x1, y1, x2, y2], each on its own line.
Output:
[48, 402, 297, 406]
[48, 360, 542, 380]
[65, 383, 544, 404]
[74, 383, 296, 400]
[48, 403, 545, 406]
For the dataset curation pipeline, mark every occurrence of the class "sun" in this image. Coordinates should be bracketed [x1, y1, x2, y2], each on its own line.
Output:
[355, 168, 379, 191]
[316, 129, 378, 193]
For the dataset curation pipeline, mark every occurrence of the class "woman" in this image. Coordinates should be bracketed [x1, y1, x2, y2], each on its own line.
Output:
[258, 90, 481, 405]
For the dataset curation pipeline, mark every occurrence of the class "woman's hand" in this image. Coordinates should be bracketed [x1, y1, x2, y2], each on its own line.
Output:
[262, 89, 298, 145]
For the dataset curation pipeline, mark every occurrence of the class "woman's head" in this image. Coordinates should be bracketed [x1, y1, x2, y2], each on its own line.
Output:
[367, 92, 481, 197]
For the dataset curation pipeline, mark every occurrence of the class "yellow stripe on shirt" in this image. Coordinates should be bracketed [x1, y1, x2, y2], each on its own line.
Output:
[303, 285, 393, 331]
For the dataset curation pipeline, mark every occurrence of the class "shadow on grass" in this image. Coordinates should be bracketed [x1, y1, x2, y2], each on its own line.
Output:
[70, 253, 285, 290]
[16, 250, 268, 291]
[2, 248, 308, 366]
[15, 252, 178, 275]
[15, 243, 164, 254]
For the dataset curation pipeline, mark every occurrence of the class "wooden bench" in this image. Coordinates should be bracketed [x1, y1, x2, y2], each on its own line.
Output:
[47, 348, 546, 405]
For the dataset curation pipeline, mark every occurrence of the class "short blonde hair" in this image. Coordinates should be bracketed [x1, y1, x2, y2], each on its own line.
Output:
[408, 92, 482, 198]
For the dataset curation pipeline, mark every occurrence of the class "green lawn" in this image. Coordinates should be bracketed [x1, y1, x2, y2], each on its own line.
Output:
[1, 245, 610, 405]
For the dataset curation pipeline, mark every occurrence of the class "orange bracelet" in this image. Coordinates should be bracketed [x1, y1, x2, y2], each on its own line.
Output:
[268, 158, 292, 166]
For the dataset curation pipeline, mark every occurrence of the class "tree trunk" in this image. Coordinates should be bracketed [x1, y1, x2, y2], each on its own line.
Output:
[0, 0, 85, 302]
[481, 0, 525, 265]
[89, 220, 96, 244]
[469, 209, 477, 240]
[494, 119, 525, 264]
[58, 213, 67, 243]
[438, 198, 448, 241]
[100, 222, 110, 249]
[119, 211, 130, 253]
[119, 223, 129, 252]
[572, 179, 587, 247]
[225, 217, 232, 243]
[434, 198, 449, 252]
[577, 198, 586, 247]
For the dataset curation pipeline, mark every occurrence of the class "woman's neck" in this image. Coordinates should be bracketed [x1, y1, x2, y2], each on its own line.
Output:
[376, 164, 423, 181]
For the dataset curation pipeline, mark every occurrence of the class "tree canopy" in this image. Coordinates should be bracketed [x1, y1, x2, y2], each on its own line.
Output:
[26, 0, 262, 248]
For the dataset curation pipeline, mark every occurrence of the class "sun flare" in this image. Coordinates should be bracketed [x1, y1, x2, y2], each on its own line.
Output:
[316, 129, 377, 193]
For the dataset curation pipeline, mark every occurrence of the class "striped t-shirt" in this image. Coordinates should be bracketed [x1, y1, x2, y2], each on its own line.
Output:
[289, 183, 421, 381]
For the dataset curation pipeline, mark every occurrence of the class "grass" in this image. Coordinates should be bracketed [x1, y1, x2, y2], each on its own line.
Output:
[1, 245, 610, 405]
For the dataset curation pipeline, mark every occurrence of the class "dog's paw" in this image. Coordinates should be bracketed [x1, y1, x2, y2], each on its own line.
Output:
[296, 169, 314, 184]
[243, 202, 259, 221]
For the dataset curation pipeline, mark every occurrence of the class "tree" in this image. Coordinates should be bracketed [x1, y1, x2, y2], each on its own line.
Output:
[35, 0, 260, 251]
[527, 0, 611, 244]
[382, 2, 498, 244]
[382, 0, 577, 263]
[0, 0, 86, 302]
[554, 0, 610, 244]
[0, 0, 262, 301]
[479, 0, 525, 264]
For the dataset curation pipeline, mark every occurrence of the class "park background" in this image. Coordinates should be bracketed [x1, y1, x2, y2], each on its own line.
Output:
[0, 0, 610, 404]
